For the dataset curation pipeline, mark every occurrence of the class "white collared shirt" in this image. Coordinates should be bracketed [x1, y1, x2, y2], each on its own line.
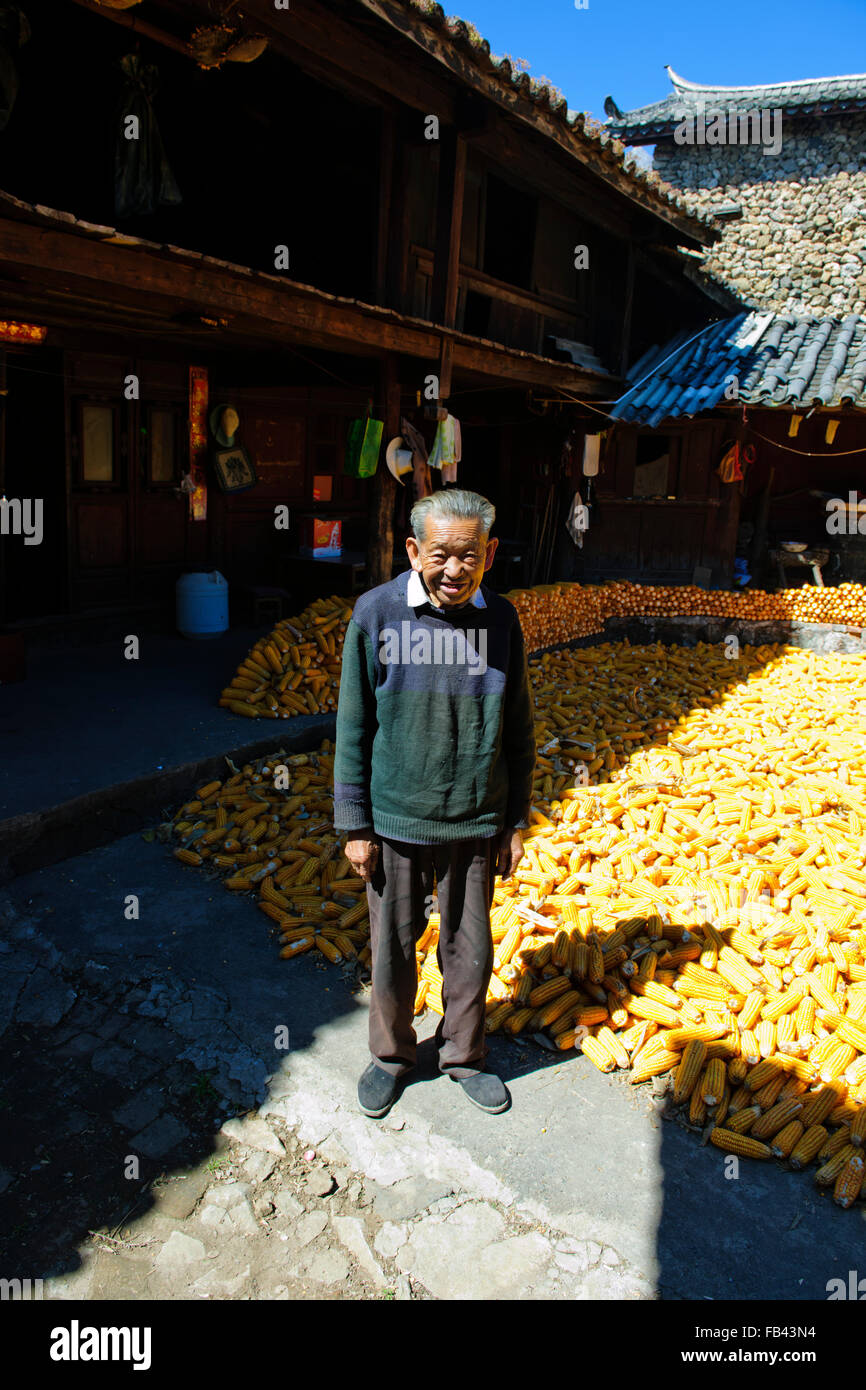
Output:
[406, 568, 486, 610]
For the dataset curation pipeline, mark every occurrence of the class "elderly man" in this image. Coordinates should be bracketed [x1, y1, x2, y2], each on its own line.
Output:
[333, 489, 536, 1118]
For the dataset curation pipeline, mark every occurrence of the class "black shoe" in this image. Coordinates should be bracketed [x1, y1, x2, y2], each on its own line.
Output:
[452, 1071, 510, 1114]
[358, 1061, 400, 1118]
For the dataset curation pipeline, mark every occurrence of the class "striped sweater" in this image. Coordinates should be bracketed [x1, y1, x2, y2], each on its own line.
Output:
[333, 568, 536, 843]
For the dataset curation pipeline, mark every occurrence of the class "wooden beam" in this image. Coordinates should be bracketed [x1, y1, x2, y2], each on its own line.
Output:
[0, 214, 615, 392]
[68, 0, 191, 57]
[242, 0, 454, 123]
[367, 354, 400, 586]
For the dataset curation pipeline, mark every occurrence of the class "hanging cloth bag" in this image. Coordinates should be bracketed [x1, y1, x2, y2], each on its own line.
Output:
[344, 411, 383, 479]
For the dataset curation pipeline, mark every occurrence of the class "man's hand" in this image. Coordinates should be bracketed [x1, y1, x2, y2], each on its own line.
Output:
[496, 827, 524, 880]
[345, 833, 380, 883]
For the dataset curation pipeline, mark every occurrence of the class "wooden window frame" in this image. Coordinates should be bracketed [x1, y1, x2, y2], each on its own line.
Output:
[72, 397, 122, 490]
[144, 402, 184, 490]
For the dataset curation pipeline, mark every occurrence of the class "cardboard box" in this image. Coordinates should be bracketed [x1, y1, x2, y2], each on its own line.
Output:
[299, 516, 342, 557]
[312, 475, 333, 502]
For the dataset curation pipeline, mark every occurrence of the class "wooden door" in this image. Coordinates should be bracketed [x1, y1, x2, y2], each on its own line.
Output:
[66, 353, 189, 611]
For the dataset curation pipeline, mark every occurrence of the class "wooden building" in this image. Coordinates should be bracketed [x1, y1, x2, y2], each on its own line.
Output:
[0, 0, 729, 626]
[606, 310, 866, 589]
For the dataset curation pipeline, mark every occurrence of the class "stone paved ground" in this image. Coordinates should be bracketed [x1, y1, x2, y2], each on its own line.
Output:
[0, 909, 642, 1301]
[2, 830, 862, 1302]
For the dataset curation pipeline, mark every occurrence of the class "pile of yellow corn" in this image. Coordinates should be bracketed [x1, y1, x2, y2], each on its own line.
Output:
[170, 740, 373, 968]
[188, 635, 866, 1207]
[219, 597, 355, 719]
[419, 639, 866, 1208]
[506, 580, 866, 653]
[219, 582, 866, 723]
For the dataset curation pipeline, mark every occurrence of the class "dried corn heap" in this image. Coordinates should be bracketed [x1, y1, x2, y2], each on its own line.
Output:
[507, 580, 866, 653]
[218, 582, 866, 723]
[219, 596, 355, 719]
[171, 742, 373, 968]
[416, 641, 866, 1208]
[184, 638, 866, 1207]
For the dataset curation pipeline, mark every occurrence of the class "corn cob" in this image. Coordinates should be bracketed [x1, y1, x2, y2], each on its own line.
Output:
[581, 1035, 616, 1073]
[815, 1144, 859, 1187]
[752, 1072, 789, 1109]
[789, 1125, 829, 1169]
[727, 1105, 762, 1134]
[596, 1026, 630, 1070]
[630, 1048, 681, 1083]
[801, 1083, 847, 1127]
[819, 1126, 853, 1162]
[751, 1098, 804, 1141]
[709, 1129, 772, 1159]
[833, 1152, 865, 1208]
[672, 1041, 707, 1104]
[771, 1120, 805, 1159]
[700, 1058, 727, 1106]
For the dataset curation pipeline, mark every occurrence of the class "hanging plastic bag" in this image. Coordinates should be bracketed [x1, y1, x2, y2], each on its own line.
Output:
[344, 415, 383, 478]
[114, 54, 182, 219]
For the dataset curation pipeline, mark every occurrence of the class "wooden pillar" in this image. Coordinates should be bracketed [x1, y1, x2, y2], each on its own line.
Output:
[366, 354, 400, 587]
[384, 118, 412, 314]
[619, 242, 635, 379]
[431, 127, 465, 405]
[376, 111, 396, 306]
[0, 347, 6, 625]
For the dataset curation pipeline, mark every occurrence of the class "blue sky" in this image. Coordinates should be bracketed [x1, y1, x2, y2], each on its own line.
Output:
[447, 0, 866, 126]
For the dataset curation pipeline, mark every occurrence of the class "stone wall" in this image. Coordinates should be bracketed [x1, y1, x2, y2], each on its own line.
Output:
[651, 114, 866, 316]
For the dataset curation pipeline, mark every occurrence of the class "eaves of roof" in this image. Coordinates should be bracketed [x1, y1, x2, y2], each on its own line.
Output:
[357, 2, 720, 242]
[604, 65, 866, 142]
[609, 311, 866, 424]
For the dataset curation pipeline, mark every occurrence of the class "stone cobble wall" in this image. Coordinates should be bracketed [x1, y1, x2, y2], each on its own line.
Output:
[652, 114, 866, 315]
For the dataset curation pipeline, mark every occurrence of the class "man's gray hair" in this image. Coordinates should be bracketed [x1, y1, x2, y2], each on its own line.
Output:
[410, 489, 496, 543]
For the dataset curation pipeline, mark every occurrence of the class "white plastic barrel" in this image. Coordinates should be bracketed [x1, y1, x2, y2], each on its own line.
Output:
[176, 570, 229, 639]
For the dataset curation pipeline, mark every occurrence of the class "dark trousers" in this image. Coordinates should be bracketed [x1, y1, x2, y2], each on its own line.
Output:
[365, 835, 497, 1080]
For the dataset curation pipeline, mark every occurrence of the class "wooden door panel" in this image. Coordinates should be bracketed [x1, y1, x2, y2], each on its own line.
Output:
[135, 496, 187, 566]
[74, 501, 128, 569]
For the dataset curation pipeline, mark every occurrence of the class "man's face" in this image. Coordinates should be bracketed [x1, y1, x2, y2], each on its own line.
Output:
[405, 517, 498, 609]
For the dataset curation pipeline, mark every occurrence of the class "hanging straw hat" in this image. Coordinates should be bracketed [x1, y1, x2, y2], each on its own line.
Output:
[209, 404, 240, 448]
[385, 436, 414, 486]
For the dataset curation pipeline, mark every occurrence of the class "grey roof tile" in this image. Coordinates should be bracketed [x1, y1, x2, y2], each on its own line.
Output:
[605, 65, 866, 140]
[610, 312, 866, 422]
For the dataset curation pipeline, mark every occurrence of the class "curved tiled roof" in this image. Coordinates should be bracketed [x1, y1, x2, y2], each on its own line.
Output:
[609, 311, 866, 425]
[398, 4, 718, 236]
[604, 65, 866, 141]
